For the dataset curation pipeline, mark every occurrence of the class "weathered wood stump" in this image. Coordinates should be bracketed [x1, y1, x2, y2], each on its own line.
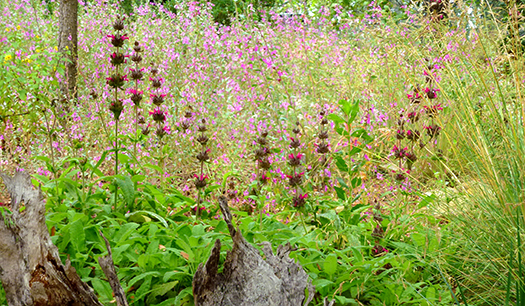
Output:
[193, 196, 315, 306]
[0, 172, 102, 306]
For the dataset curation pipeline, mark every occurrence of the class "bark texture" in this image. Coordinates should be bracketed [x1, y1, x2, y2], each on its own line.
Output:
[58, 0, 78, 101]
[193, 196, 315, 306]
[0, 172, 102, 306]
[98, 231, 129, 306]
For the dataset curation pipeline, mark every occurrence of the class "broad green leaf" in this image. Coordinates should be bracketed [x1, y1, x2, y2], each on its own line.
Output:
[116, 175, 135, 207]
[327, 113, 346, 125]
[324, 254, 338, 276]
[126, 210, 168, 228]
[70, 219, 86, 252]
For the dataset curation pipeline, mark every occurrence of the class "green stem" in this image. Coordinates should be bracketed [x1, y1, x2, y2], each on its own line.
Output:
[299, 210, 308, 234]
[114, 118, 119, 208]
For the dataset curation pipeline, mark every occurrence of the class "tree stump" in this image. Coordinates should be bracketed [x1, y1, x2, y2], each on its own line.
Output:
[192, 196, 315, 306]
[0, 172, 102, 306]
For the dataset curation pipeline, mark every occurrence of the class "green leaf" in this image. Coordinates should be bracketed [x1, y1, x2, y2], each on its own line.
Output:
[113, 223, 140, 246]
[134, 275, 153, 300]
[70, 219, 86, 252]
[351, 128, 374, 143]
[324, 254, 338, 276]
[144, 163, 163, 173]
[418, 193, 436, 209]
[334, 186, 346, 201]
[126, 210, 168, 228]
[338, 99, 352, 116]
[348, 100, 360, 123]
[335, 155, 348, 172]
[116, 175, 135, 207]
[327, 113, 346, 125]
[351, 247, 364, 263]
[411, 232, 426, 248]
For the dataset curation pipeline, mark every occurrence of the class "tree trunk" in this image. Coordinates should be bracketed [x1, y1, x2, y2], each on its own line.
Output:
[193, 196, 315, 306]
[0, 172, 102, 306]
[58, 0, 78, 102]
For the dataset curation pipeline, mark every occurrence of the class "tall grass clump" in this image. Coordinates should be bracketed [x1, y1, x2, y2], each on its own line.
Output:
[435, 1, 525, 303]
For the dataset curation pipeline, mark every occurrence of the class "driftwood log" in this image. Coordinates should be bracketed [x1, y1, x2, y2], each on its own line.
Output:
[0, 172, 102, 306]
[193, 196, 315, 306]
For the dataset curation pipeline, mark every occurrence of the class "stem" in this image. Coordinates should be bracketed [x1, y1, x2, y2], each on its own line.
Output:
[42, 110, 59, 198]
[299, 210, 308, 234]
[114, 118, 119, 208]
[196, 160, 204, 218]
[134, 104, 138, 158]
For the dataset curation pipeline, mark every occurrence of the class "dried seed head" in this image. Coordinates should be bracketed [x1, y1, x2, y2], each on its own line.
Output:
[133, 41, 143, 53]
[254, 147, 270, 160]
[316, 143, 330, 154]
[141, 125, 151, 135]
[197, 135, 209, 146]
[112, 17, 125, 31]
[257, 136, 267, 146]
[318, 130, 329, 140]
[196, 149, 210, 162]
[151, 94, 165, 106]
[184, 111, 193, 118]
[292, 127, 300, 134]
[198, 124, 207, 132]
[90, 89, 98, 100]
[372, 225, 384, 239]
[258, 157, 271, 170]
[181, 121, 191, 130]
[321, 118, 328, 125]
[130, 68, 143, 81]
[406, 129, 420, 141]
[138, 115, 146, 124]
[131, 53, 142, 63]
[150, 66, 159, 75]
[151, 77, 162, 88]
[130, 92, 143, 106]
[261, 130, 269, 138]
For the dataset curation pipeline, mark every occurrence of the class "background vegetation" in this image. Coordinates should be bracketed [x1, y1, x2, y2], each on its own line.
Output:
[0, 0, 524, 304]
